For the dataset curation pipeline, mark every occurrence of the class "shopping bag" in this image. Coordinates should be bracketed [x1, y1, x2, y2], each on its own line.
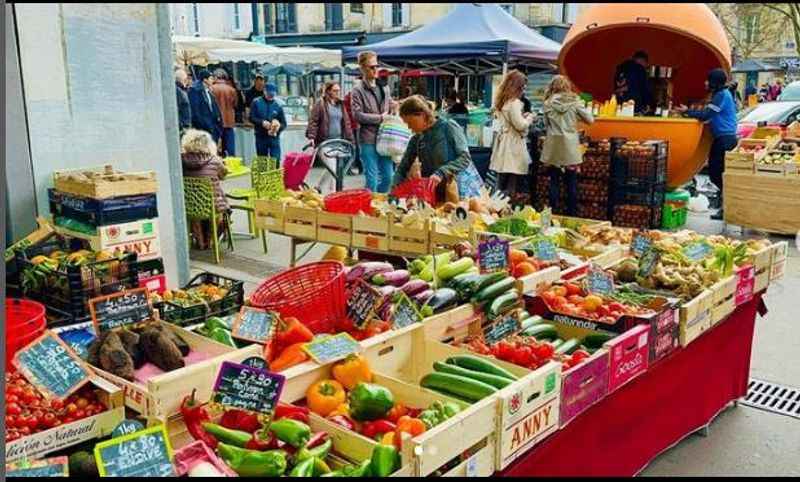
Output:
[376, 115, 412, 158]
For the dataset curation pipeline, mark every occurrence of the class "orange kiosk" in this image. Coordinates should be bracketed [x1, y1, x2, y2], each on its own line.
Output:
[559, 4, 732, 188]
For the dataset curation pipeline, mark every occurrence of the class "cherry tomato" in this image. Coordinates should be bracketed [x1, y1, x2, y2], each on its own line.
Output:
[572, 350, 590, 363]
[7, 402, 21, 416]
[19, 426, 31, 436]
[26, 399, 41, 408]
[43, 412, 57, 428]
[564, 283, 582, 296]
[21, 388, 39, 405]
[513, 346, 534, 366]
[49, 399, 64, 411]
[6, 415, 17, 429]
[6, 394, 19, 404]
[76, 398, 89, 410]
[551, 286, 568, 297]
[608, 302, 626, 313]
[595, 304, 610, 317]
[65, 403, 78, 415]
[535, 343, 555, 360]
[74, 409, 86, 420]
[7, 386, 23, 398]
[496, 341, 516, 361]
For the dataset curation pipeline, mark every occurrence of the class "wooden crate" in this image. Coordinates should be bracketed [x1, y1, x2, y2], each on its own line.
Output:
[679, 290, 713, 347]
[725, 139, 767, 170]
[316, 211, 352, 247]
[89, 321, 261, 420]
[755, 161, 792, 177]
[770, 241, 789, 283]
[710, 275, 736, 325]
[749, 127, 782, 147]
[723, 172, 800, 235]
[587, 245, 626, 268]
[5, 377, 124, 463]
[429, 221, 472, 253]
[54, 165, 157, 199]
[389, 220, 430, 255]
[253, 199, 285, 233]
[515, 266, 561, 295]
[552, 215, 611, 231]
[352, 215, 390, 252]
[283, 206, 318, 240]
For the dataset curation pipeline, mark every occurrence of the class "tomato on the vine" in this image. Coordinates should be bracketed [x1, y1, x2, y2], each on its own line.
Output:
[564, 283, 582, 296]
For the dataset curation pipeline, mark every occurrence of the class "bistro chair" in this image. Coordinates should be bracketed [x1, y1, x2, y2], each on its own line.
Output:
[225, 156, 283, 254]
[184, 176, 233, 265]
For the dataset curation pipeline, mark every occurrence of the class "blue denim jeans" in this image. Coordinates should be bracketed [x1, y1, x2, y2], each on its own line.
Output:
[360, 143, 394, 193]
[221, 127, 236, 157]
[255, 139, 281, 164]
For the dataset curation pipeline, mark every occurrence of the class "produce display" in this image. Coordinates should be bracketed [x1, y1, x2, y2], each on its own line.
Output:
[20, 248, 127, 294]
[540, 281, 655, 322]
[152, 283, 229, 306]
[759, 150, 798, 165]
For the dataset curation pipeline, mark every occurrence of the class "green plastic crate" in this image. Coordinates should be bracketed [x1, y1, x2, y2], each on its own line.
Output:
[662, 189, 689, 229]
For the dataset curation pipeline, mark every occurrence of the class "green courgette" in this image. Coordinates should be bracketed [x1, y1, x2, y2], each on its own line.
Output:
[487, 290, 520, 318]
[554, 338, 581, 355]
[445, 355, 518, 381]
[472, 276, 515, 304]
[550, 339, 564, 349]
[582, 333, 615, 349]
[432, 361, 513, 389]
[521, 323, 558, 340]
[474, 271, 508, 293]
[437, 257, 475, 280]
[520, 315, 544, 332]
[420, 372, 498, 402]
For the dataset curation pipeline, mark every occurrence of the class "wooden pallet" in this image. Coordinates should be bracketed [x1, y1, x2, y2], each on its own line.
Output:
[54, 165, 157, 199]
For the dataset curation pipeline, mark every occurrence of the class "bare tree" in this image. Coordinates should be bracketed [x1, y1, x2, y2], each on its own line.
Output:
[710, 3, 789, 62]
[762, 3, 800, 59]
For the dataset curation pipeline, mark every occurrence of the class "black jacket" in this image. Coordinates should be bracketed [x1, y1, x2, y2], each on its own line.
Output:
[188, 81, 223, 140]
[614, 59, 652, 113]
[176, 82, 192, 130]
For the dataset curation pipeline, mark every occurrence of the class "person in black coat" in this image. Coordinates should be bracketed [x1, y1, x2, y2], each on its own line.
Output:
[188, 69, 223, 143]
[175, 68, 192, 135]
[614, 50, 653, 114]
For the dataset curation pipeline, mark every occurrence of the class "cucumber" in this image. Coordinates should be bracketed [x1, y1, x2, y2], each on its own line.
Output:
[445, 355, 518, 381]
[554, 338, 581, 355]
[432, 362, 513, 389]
[487, 290, 520, 318]
[474, 271, 508, 292]
[437, 257, 475, 280]
[420, 372, 498, 402]
[582, 333, 615, 349]
[550, 339, 564, 349]
[521, 323, 558, 340]
[520, 315, 544, 332]
[472, 276, 515, 304]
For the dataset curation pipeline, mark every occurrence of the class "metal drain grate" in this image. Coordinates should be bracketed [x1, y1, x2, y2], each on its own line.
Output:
[740, 378, 800, 419]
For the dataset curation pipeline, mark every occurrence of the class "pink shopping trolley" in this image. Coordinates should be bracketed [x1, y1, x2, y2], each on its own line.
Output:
[283, 143, 316, 190]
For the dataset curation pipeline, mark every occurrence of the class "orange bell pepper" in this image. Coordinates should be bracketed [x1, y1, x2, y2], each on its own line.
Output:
[385, 403, 409, 424]
[306, 379, 346, 417]
[269, 342, 309, 372]
[395, 416, 426, 437]
[331, 354, 372, 390]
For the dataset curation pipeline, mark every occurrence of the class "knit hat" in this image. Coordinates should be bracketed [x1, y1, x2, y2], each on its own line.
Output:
[708, 68, 727, 92]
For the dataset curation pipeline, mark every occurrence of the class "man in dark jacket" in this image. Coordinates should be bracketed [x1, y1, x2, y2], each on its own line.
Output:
[244, 73, 265, 113]
[188, 69, 223, 143]
[249, 83, 287, 161]
[175, 68, 192, 135]
[614, 50, 653, 115]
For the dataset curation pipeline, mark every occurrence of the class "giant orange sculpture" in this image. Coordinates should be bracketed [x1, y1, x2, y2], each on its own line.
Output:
[559, 3, 732, 188]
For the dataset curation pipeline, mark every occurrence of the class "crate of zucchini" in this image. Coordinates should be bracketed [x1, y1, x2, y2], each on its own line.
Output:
[151, 272, 244, 327]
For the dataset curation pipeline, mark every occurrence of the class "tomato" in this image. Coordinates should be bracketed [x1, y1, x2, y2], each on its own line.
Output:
[534, 343, 555, 360]
[76, 398, 89, 409]
[49, 399, 64, 411]
[551, 286, 568, 297]
[567, 294, 585, 305]
[43, 413, 57, 428]
[7, 402, 21, 416]
[19, 426, 31, 436]
[7, 385, 23, 397]
[541, 291, 557, 305]
[65, 403, 78, 415]
[26, 399, 41, 408]
[595, 303, 610, 317]
[6, 415, 17, 429]
[552, 296, 568, 308]
[496, 341, 516, 361]
[564, 283, 582, 296]
[572, 350, 590, 363]
[21, 388, 39, 405]
[74, 409, 87, 420]
[513, 346, 534, 367]
[608, 302, 626, 313]
[6, 394, 19, 404]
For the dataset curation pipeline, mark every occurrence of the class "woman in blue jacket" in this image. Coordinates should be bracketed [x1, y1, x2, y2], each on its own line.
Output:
[677, 68, 738, 220]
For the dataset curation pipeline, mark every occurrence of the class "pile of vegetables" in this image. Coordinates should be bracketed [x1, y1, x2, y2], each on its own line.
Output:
[508, 247, 558, 279]
[612, 250, 722, 302]
[540, 282, 654, 323]
[151, 283, 229, 306]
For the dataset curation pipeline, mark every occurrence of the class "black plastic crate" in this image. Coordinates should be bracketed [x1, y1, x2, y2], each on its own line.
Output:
[610, 179, 666, 207]
[156, 271, 244, 328]
[136, 257, 165, 279]
[611, 140, 669, 184]
[48, 188, 158, 228]
[15, 237, 139, 322]
[612, 204, 663, 229]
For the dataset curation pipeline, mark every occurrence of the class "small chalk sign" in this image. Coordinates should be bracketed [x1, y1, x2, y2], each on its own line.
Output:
[484, 310, 522, 345]
[391, 293, 423, 329]
[303, 333, 361, 365]
[212, 361, 285, 416]
[89, 288, 153, 335]
[94, 425, 175, 477]
[638, 248, 661, 278]
[347, 279, 381, 329]
[231, 306, 277, 344]
[532, 238, 558, 262]
[540, 207, 552, 230]
[478, 236, 510, 274]
[583, 266, 616, 296]
[241, 356, 269, 370]
[14, 330, 92, 400]
[631, 231, 652, 257]
[5, 456, 69, 477]
[682, 241, 713, 262]
[112, 419, 145, 439]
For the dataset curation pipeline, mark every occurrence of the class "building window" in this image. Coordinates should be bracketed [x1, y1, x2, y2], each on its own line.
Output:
[232, 3, 241, 31]
[191, 3, 200, 34]
[275, 3, 297, 33]
[351, 3, 364, 14]
[391, 3, 403, 27]
[743, 15, 760, 44]
[263, 4, 273, 34]
[325, 4, 344, 31]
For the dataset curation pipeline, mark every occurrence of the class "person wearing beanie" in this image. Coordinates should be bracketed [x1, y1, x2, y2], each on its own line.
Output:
[677, 68, 738, 220]
[188, 68, 223, 143]
[249, 82, 287, 161]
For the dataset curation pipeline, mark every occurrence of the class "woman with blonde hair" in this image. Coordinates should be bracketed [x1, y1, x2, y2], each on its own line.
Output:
[392, 95, 483, 200]
[489, 69, 535, 201]
[181, 129, 229, 250]
[540, 75, 594, 216]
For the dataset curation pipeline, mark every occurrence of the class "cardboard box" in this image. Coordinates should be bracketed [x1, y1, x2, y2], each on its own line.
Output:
[605, 324, 650, 393]
[54, 218, 161, 262]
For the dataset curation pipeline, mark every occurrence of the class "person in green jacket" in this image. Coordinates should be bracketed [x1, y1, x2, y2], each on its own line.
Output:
[392, 95, 483, 199]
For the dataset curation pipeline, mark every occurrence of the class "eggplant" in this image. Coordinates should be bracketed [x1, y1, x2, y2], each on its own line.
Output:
[346, 262, 393, 282]
[426, 288, 458, 313]
[412, 289, 435, 305]
[372, 269, 410, 287]
[399, 279, 430, 297]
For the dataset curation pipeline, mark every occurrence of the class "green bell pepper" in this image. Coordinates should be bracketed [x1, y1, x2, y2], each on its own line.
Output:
[269, 418, 311, 448]
[205, 316, 230, 332]
[348, 383, 395, 421]
[209, 326, 237, 347]
[343, 460, 372, 477]
[289, 456, 316, 477]
[216, 443, 287, 477]
[295, 439, 333, 464]
[313, 457, 332, 476]
[201, 422, 251, 447]
[369, 444, 400, 477]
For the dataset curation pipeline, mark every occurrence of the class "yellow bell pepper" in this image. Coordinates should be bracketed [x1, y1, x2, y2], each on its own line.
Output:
[331, 354, 373, 390]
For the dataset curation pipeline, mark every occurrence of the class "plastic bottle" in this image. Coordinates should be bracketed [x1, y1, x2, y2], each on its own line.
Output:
[609, 95, 618, 117]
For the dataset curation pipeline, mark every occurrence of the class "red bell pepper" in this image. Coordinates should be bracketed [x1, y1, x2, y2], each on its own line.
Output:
[276, 317, 314, 346]
[220, 408, 261, 433]
[327, 414, 356, 431]
[245, 426, 276, 451]
[275, 402, 310, 424]
[180, 389, 217, 449]
[361, 419, 397, 440]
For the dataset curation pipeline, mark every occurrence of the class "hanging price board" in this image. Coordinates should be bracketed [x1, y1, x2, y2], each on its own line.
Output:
[231, 307, 278, 344]
[631, 231, 653, 257]
[583, 265, 615, 296]
[638, 248, 661, 278]
[5, 456, 69, 477]
[94, 425, 175, 477]
[347, 279, 381, 329]
[391, 292, 423, 329]
[303, 333, 361, 365]
[89, 288, 153, 334]
[478, 236, 510, 274]
[14, 330, 92, 400]
[212, 361, 285, 417]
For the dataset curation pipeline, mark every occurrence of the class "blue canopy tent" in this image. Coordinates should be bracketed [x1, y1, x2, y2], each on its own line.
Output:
[341, 3, 561, 75]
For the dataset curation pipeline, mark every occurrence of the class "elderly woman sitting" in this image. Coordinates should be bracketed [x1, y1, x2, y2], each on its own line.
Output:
[181, 128, 230, 250]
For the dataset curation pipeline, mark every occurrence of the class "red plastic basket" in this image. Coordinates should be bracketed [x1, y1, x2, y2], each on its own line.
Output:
[324, 189, 374, 215]
[250, 261, 346, 334]
[6, 298, 46, 370]
[390, 177, 438, 206]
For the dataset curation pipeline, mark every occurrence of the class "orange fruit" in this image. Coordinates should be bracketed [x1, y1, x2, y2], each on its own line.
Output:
[509, 249, 529, 265]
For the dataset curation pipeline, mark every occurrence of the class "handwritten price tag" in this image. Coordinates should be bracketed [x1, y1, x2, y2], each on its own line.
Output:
[682, 241, 713, 262]
[90, 288, 153, 334]
[14, 330, 92, 400]
[94, 425, 175, 477]
[391, 293, 423, 329]
[231, 306, 277, 344]
[583, 266, 615, 296]
[347, 279, 381, 329]
[532, 238, 558, 262]
[303, 333, 361, 364]
[638, 248, 661, 278]
[212, 361, 285, 417]
[631, 231, 652, 257]
[478, 236, 510, 274]
[483, 311, 522, 345]
[5, 456, 69, 477]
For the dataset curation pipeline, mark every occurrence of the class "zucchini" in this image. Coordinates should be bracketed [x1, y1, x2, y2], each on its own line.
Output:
[582, 333, 615, 349]
[521, 323, 558, 340]
[432, 362, 513, 389]
[550, 339, 564, 349]
[554, 338, 581, 355]
[420, 372, 498, 402]
[474, 271, 508, 292]
[426, 288, 458, 313]
[487, 290, 520, 319]
[472, 276, 515, 304]
[445, 355, 518, 381]
[437, 257, 475, 280]
[520, 315, 544, 332]
[518, 310, 531, 321]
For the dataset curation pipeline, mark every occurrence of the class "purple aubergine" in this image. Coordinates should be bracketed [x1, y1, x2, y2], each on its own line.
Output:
[346, 262, 394, 282]
[400, 279, 430, 297]
[372, 269, 410, 287]
[412, 289, 435, 305]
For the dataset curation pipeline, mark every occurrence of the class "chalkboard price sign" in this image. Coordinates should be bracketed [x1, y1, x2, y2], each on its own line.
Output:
[638, 247, 661, 278]
[212, 361, 285, 416]
[94, 425, 175, 477]
[532, 238, 558, 262]
[303, 333, 361, 364]
[231, 307, 277, 344]
[631, 231, 652, 257]
[347, 279, 381, 329]
[484, 310, 522, 345]
[391, 293, 423, 330]
[89, 288, 153, 334]
[14, 330, 92, 400]
[5, 456, 69, 477]
[478, 236, 510, 274]
[540, 207, 552, 230]
[682, 241, 713, 262]
[583, 266, 616, 296]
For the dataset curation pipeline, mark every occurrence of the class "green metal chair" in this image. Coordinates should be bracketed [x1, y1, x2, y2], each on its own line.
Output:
[184, 176, 233, 265]
[226, 156, 283, 254]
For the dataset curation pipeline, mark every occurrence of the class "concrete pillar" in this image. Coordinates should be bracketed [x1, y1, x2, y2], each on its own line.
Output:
[13, 3, 190, 285]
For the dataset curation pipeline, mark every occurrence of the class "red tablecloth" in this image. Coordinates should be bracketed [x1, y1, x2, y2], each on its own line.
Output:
[501, 293, 765, 477]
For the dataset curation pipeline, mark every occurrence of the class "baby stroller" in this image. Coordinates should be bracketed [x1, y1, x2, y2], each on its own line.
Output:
[284, 139, 356, 193]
